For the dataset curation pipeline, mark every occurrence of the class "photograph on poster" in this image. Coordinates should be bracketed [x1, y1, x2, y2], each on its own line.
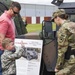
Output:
[22, 47, 41, 61]
[16, 46, 41, 61]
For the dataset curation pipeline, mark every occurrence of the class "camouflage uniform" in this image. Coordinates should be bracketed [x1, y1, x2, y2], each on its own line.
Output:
[52, 9, 75, 75]
[56, 20, 75, 75]
[1, 48, 24, 75]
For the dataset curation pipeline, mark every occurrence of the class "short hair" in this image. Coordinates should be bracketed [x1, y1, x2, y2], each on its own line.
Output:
[10, 2, 21, 10]
[2, 38, 13, 49]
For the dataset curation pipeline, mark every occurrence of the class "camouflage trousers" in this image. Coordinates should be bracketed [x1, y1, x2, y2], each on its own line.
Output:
[55, 55, 75, 75]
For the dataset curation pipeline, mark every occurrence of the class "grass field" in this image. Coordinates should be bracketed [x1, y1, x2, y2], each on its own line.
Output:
[26, 24, 42, 33]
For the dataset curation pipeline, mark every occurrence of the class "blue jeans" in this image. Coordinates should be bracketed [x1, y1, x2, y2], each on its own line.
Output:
[0, 50, 4, 75]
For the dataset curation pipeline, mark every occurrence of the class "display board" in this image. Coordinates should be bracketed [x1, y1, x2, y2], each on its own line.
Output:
[15, 38, 43, 75]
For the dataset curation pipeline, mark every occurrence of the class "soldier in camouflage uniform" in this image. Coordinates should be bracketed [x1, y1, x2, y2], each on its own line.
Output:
[1, 38, 24, 75]
[52, 9, 75, 75]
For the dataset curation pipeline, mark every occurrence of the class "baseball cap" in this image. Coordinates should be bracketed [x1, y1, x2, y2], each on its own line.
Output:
[51, 9, 66, 22]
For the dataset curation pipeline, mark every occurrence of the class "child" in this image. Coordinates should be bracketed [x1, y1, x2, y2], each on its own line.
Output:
[1, 38, 24, 75]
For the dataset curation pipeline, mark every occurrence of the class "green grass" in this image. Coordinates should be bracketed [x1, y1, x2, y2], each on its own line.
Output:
[26, 24, 42, 33]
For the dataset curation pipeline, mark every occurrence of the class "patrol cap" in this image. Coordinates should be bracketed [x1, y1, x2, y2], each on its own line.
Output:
[51, 9, 66, 22]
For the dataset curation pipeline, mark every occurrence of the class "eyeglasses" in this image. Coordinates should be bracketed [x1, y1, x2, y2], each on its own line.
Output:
[12, 9, 19, 14]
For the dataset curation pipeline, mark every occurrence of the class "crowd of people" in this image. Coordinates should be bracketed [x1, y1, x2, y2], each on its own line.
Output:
[0, 1, 75, 75]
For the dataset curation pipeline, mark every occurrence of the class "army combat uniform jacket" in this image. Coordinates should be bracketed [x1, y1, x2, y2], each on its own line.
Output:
[56, 20, 75, 70]
[1, 48, 24, 75]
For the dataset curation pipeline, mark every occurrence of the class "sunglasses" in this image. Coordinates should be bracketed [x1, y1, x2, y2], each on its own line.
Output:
[12, 9, 19, 14]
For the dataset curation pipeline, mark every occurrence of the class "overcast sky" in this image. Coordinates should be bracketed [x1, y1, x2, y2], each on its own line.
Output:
[12, 0, 75, 2]
[12, 0, 75, 5]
